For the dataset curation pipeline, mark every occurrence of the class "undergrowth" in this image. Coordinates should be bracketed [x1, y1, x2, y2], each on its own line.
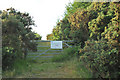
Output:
[2, 58, 33, 78]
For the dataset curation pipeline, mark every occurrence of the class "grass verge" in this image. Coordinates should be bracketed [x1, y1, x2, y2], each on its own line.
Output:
[2, 58, 32, 78]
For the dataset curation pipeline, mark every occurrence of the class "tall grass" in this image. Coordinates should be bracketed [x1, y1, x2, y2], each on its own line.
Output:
[51, 46, 79, 62]
[75, 61, 93, 78]
[2, 58, 33, 78]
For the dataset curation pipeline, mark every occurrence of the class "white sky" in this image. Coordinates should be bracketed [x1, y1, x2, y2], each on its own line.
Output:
[0, 0, 74, 40]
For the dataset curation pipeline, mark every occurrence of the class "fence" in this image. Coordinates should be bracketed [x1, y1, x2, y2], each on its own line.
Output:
[27, 40, 73, 60]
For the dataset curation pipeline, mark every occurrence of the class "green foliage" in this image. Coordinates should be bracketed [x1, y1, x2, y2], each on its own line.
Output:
[50, 2, 120, 78]
[101, 3, 120, 49]
[88, 3, 115, 40]
[65, 2, 91, 16]
[52, 26, 62, 40]
[70, 28, 88, 47]
[60, 17, 72, 40]
[49, 2, 91, 42]
[2, 2, 120, 78]
[79, 39, 119, 78]
[34, 33, 42, 40]
[68, 9, 89, 46]
[51, 18, 71, 41]
[47, 34, 53, 40]
[102, 21, 120, 47]
[2, 47, 17, 70]
[1, 8, 38, 70]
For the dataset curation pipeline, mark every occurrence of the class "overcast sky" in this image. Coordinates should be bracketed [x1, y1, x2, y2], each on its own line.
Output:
[0, 0, 74, 40]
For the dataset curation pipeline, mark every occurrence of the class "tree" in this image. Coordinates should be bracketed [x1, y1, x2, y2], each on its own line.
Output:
[34, 33, 42, 40]
[65, 2, 91, 16]
[47, 34, 53, 40]
[1, 8, 38, 70]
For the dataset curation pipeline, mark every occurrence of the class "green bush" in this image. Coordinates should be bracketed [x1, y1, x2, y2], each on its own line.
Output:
[2, 47, 18, 70]
[79, 39, 119, 78]
[2, 8, 38, 71]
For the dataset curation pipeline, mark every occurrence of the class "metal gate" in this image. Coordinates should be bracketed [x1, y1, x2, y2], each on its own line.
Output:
[27, 40, 72, 60]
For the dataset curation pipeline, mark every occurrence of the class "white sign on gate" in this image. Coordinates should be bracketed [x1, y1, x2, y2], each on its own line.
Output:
[51, 41, 62, 49]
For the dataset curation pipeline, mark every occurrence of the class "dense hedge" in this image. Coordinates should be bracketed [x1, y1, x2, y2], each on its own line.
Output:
[79, 39, 119, 78]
